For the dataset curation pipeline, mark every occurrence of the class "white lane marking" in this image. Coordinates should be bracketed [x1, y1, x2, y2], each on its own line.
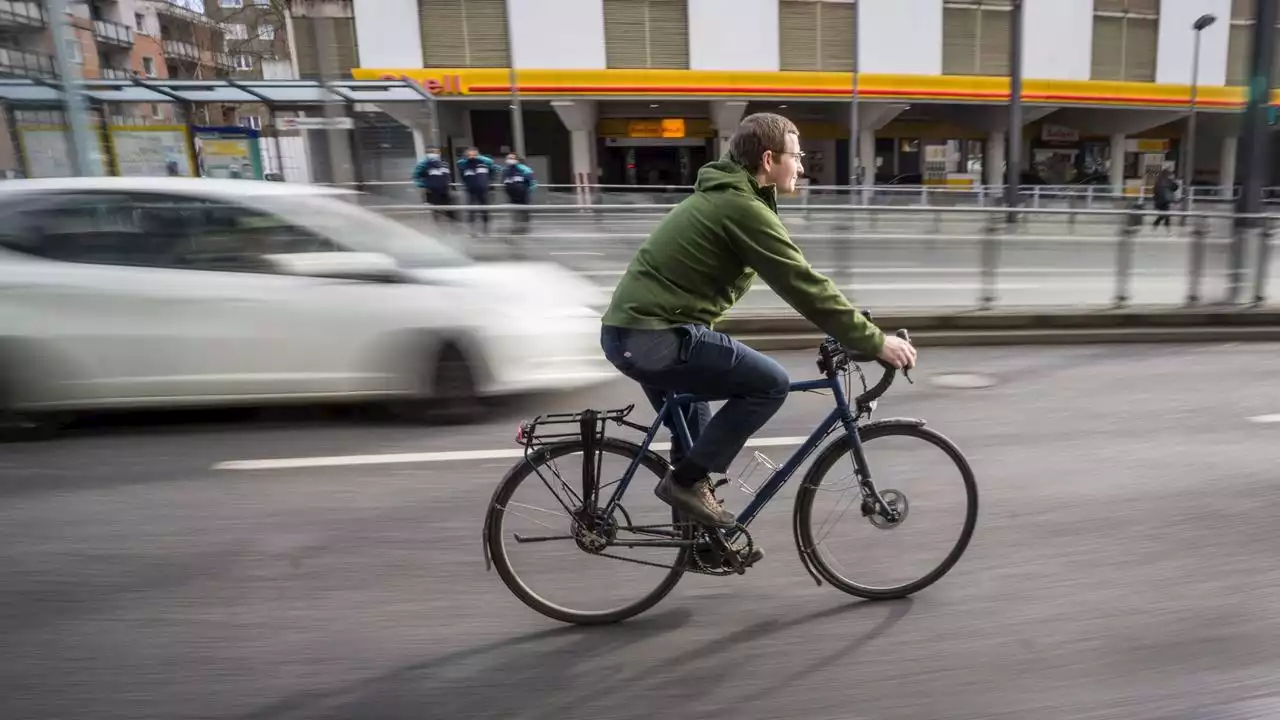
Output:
[1247, 414, 1280, 424]
[213, 435, 811, 472]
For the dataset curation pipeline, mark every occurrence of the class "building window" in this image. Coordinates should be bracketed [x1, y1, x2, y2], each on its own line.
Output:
[603, 0, 689, 69]
[142, 56, 155, 77]
[224, 23, 248, 40]
[780, 0, 856, 72]
[241, 115, 262, 130]
[419, 0, 510, 67]
[943, 0, 1012, 76]
[234, 54, 254, 70]
[64, 37, 83, 64]
[291, 17, 359, 78]
[135, 13, 147, 34]
[257, 24, 275, 41]
[220, 0, 244, 7]
[1091, 0, 1159, 82]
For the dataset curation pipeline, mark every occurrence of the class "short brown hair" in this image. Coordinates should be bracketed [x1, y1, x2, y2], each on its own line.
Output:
[729, 112, 799, 174]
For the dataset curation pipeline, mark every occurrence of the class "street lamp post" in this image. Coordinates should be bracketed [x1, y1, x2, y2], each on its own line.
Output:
[1005, 0, 1023, 222]
[45, 0, 98, 176]
[505, 0, 526, 158]
[1182, 13, 1217, 225]
[848, 7, 860, 202]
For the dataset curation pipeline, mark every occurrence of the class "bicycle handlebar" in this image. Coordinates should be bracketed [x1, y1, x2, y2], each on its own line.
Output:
[816, 327, 914, 408]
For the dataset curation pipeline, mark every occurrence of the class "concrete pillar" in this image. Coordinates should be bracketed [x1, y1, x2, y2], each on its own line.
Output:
[1109, 133, 1126, 193]
[1219, 136, 1238, 197]
[412, 129, 427, 157]
[709, 100, 747, 158]
[553, 100, 598, 201]
[859, 129, 876, 185]
[985, 131, 1005, 188]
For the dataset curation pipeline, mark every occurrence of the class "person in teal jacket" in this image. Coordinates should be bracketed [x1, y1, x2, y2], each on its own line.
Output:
[457, 147, 499, 236]
[502, 153, 536, 235]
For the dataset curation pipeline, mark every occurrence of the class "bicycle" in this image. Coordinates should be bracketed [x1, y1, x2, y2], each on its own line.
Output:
[482, 326, 979, 626]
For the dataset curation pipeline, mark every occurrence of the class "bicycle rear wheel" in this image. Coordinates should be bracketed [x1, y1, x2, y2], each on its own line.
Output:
[795, 421, 978, 600]
[484, 437, 692, 625]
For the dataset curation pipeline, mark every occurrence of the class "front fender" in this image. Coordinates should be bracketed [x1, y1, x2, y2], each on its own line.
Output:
[859, 416, 927, 432]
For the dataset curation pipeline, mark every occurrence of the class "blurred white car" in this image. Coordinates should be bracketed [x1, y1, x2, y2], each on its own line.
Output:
[0, 177, 613, 428]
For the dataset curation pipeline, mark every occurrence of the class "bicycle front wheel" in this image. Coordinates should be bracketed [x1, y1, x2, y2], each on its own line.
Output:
[795, 421, 978, 600]
[484, 437, 692, 626]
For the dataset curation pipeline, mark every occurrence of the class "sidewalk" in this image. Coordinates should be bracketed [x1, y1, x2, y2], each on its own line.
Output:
[716, 306, 1280, 348]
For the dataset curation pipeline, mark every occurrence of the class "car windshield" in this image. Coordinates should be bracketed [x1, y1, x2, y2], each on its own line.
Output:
[261, 193, 473, 268]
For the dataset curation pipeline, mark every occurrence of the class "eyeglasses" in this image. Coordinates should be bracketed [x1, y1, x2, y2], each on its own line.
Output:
[773, 150, 806, 160]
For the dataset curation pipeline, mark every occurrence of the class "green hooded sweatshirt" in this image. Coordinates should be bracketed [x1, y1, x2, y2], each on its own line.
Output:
[600, 158, 885, 355]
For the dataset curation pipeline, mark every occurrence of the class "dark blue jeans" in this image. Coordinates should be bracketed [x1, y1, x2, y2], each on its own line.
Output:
[600, 324, 790, 473]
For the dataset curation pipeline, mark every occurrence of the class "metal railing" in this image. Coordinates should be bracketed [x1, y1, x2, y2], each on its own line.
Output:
[368, 202, 1276, 312]
[329, 180, 1275, 212]
[92, 18, 135, 47]
[0, 0, 44, 27]
[99, 66, 134, 80]
[0, 45, 55, 78]
[162, 39, 199, 62]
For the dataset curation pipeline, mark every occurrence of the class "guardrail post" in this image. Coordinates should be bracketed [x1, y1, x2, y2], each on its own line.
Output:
[1114, 206, 1141, 307]
[1253, 215, 1274, 305]
[979, 213, 1001, 309]
[1185, 215, 1209, 306]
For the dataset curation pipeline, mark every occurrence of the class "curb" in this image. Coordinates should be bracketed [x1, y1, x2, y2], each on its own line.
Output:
[715, 308, 1280, 349]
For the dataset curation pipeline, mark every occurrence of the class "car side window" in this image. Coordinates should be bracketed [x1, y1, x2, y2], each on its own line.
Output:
[0, 193, 177, 268]
[125, 194, 345, 274]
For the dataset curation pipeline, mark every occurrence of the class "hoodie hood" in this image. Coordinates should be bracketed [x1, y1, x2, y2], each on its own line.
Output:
[693, 156, 778, 213]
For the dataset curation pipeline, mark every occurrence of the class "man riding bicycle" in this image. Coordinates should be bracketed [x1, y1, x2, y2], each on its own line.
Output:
[600, 113, 917, 549]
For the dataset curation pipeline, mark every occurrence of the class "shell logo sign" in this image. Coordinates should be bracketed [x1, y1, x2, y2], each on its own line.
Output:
[374, 72, 466, 96]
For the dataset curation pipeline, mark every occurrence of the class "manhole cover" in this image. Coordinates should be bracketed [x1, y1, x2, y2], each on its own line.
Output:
[930, 373, 998, 390]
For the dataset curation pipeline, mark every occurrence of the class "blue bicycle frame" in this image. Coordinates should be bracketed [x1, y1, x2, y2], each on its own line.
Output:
[600, 374, 872, 532]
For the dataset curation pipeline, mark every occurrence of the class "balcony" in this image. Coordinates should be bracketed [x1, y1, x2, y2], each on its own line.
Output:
[214, 51, 234, 70]
[0, 46, 56, 78]
[99, 66, 135, 80]
[93, 18, 135, 48]
[163, 39, 199, 63]
[0, 1, 45, 29]
[147, 0, 221, 29]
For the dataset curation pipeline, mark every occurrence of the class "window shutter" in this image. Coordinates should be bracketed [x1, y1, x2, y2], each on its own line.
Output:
[646, 0, 689, 69]
[1227, 23, 1253, 85]
[780, 1, 818, 70]
[818, 2, 855, 72]
[604, 0, 651, 68]
[943, 7, 978, 75]
[462, 0, 510, 67]
[1094, 0, 1127, 13]
[1124, 16, 1157, 82]
[1232, 0, 1257, 21]
[1091, 16, 1124, 80]
[421, 0, 468, 67]
[977, 8, 1010, 76]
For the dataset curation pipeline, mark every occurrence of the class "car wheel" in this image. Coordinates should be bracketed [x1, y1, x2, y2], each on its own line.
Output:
[0, 374, 55, 443]
[388, 342, 485, 425]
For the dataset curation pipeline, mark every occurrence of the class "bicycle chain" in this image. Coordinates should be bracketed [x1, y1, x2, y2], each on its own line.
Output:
[583, 521, 755, 576]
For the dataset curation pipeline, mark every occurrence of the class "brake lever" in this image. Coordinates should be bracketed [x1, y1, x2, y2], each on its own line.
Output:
[895, 328, 915, 384]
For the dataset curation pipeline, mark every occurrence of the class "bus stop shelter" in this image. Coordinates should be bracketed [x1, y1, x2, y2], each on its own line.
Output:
[0, 77, 439, 182]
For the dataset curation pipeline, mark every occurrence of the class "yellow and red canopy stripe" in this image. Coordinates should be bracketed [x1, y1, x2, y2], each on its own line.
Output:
[353, 68, 1276, 109]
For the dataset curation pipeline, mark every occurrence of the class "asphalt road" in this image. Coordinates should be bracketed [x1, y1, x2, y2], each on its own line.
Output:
[4, 344, 1280, 719]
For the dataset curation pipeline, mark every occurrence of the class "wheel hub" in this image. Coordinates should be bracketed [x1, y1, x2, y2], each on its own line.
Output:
[571, 507, 618, 553]
[865, 489, 909, 530]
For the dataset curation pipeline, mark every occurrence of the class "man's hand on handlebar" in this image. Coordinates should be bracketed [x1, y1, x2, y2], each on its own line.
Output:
[877, 332, 917, 370]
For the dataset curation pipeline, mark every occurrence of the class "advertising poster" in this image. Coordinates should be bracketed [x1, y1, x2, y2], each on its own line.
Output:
[193, 126, 264, 180]
[108, 125, 195, 177]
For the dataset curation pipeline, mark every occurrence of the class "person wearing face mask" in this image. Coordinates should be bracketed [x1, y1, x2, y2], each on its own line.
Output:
[412, 146, 455, 223]
[502, 153, 537, 235]
[456, 146, 499, 236]
[599, 113, 916, 552]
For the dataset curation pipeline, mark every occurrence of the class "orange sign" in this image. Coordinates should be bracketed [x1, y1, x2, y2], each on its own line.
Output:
[627, 118, 686, 138]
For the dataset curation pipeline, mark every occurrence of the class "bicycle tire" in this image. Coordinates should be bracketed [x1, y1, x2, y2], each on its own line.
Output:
[794, 420, 979, 600]
[484, 436, 691, 626]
